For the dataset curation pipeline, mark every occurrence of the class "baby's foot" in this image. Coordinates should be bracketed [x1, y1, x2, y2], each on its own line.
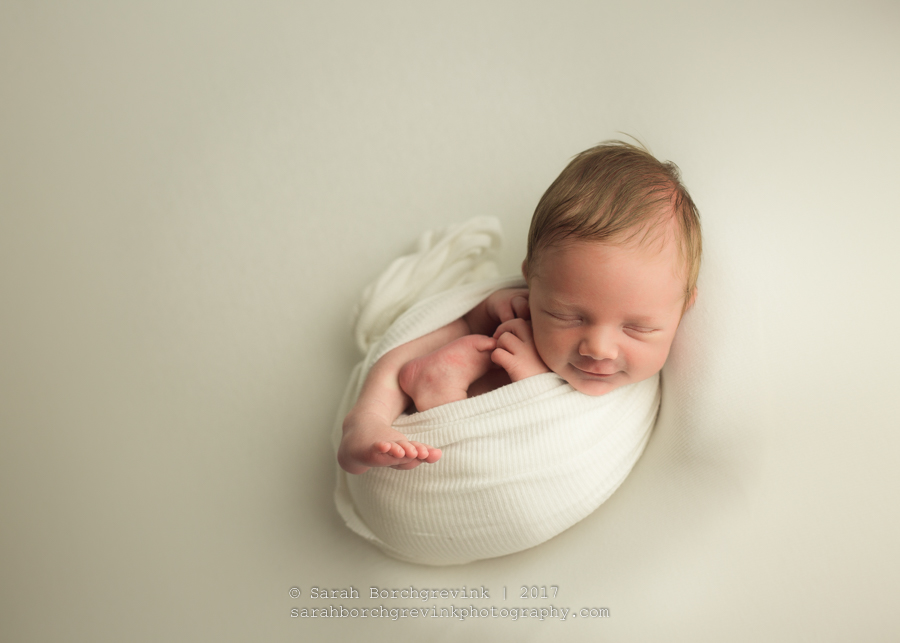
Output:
[398, 334, 497, 411]
[338, 412, 441, 475]
[492, 318, 551, 382]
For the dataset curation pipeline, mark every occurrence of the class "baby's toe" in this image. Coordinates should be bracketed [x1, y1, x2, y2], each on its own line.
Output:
[376, 441, 403, 458]
[396, 440, 418, 458]
[373, 441, 392, 455]
[408, 441, 430, 459]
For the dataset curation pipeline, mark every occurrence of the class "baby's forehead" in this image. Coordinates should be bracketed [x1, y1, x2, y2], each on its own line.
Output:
[530, 237, 689, 315]
[544, 233, 686, 276]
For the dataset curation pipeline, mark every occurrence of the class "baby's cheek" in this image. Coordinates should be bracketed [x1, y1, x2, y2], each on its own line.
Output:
[634, 343, 670, 377]
[532, 334, 566, 377]
[529, 328, 552, 363]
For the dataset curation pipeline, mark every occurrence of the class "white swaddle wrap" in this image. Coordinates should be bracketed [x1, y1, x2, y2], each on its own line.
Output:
[333, 217, 660, 565]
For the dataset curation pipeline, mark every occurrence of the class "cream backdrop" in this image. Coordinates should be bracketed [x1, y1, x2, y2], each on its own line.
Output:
[2, 1, 898, 641]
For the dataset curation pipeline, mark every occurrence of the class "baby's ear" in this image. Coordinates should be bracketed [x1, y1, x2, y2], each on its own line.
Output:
[686, 287, 698, 310]
[521, 259, 528, 280]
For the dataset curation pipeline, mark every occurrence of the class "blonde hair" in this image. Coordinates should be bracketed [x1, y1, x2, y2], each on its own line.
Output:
[525, 140, 702, 311]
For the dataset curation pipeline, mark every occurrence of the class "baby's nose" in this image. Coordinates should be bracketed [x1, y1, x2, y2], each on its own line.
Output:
[578, 326, 618, 361]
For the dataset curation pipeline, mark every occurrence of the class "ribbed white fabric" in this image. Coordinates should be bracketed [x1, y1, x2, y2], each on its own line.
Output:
[333, 217, 660, 565]
[351, 216, 502, 354]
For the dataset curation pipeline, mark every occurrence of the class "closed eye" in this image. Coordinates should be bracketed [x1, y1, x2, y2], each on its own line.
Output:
[625, 326, 657, 334]
[546, 311, 581, 322]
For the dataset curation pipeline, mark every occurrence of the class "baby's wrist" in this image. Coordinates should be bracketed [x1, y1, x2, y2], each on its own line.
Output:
[523, 364, 551, 379]
[521, 351, 551, 376]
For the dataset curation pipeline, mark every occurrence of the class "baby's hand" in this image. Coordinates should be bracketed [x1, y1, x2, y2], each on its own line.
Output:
[491, 318, 550, 382]
[484, 288, 530, 325]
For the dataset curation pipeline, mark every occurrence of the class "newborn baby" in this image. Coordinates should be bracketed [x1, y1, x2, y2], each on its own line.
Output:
[338, 141, 701, 475]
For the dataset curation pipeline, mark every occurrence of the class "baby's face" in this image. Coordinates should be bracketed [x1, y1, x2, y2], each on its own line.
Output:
[527, 238, 690, 396]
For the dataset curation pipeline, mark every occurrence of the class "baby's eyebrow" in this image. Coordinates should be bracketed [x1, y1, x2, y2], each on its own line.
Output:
[547, 302, 585, 314]
[542, 296, 574, 308]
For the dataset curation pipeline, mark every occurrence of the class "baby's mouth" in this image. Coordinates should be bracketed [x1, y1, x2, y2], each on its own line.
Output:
[573, 363, 619, 377]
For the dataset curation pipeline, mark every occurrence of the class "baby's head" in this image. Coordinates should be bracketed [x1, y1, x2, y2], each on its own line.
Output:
[523, 140, 702, 396]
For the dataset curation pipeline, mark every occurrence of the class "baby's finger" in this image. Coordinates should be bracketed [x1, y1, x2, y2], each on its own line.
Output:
[495, 331, 524, 354]
[492, 318, 513, 339]
[494, 300, 514, 323]
[493, 317, 528, 340]
[491, 347, 513, 370]
[471, 335, 497, 352]
[511, 294, 531, 320]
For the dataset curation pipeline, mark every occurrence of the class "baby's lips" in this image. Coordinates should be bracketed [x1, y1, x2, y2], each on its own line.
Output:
[572, 358, 619, 375]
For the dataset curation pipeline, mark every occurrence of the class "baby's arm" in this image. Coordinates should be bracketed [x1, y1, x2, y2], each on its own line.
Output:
[491, 318, 551, 382]
[338, 319, 469, 474]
